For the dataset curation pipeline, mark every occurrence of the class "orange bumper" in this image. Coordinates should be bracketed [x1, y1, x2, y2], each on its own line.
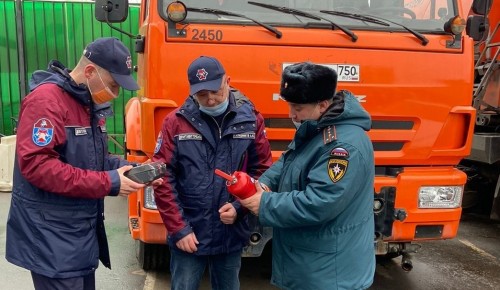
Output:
[376, 166, 466, 242]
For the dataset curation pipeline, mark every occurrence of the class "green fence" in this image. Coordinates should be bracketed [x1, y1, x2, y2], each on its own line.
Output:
[0, 0, 20, 137]
[0, 0, 139, 154]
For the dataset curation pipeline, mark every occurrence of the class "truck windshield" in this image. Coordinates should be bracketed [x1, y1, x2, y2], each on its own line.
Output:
[159, 0, 457, 33]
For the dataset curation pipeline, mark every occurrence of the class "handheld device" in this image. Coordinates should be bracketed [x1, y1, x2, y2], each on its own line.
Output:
[124, 162, 167, 184]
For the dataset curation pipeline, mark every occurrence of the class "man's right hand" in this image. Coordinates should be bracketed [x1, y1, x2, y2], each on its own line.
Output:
[176, 233, 199, 253]
[117, 165, 145, 196]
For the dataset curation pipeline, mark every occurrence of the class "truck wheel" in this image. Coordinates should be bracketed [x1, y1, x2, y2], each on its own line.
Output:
[383, 252, 402, 259]
[376, 252, 402, 261]
[136, 240, 170, 271]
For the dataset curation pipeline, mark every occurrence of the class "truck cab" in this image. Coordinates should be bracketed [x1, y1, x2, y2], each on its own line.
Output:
[96, 0, 479, 270]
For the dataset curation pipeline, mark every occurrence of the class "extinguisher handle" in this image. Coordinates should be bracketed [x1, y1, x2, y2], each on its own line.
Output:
[215, 169, 234, 183]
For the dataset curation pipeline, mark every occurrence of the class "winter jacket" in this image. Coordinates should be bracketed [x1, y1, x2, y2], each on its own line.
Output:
[152, 90, 272, 255]
[258, 90, 376, 290]
[5, 60, 127, 279]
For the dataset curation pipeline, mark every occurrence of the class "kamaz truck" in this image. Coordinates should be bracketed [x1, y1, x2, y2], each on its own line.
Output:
[95, 0, 489, 271]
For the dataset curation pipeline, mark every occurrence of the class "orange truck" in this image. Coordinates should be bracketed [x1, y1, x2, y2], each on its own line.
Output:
[459, 0, 500, 221]
[94, 0, 494, 271]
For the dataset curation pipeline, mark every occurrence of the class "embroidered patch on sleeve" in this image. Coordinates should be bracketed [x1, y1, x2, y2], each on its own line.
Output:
[154, 131, 163, 154]
[327, 147, 350, 183]
[328, 158, 348, 183]
[330, 147, 349, 158]
[32, 118, 54, 147]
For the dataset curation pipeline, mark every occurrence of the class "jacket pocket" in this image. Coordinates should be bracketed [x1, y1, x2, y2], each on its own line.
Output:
[280, 242, 337, 290]
[281, 225, 337, 253]
[179, 188, 212, 209]
[32, 209, 98, 273]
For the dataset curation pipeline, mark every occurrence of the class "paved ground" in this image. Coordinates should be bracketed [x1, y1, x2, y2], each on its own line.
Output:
[1, 192, 499, 290]
[0, 192, 146, 290]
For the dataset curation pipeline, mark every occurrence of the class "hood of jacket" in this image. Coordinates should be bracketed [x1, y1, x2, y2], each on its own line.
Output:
[292, 90, 371, 147]
[318, 90, 371, 131]
[29, 60, 113, 115]
[29, 60, 92, 106]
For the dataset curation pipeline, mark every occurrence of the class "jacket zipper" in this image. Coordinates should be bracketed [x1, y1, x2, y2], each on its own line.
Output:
[210, 112, 230, 140]
[209, 112, 231, 253]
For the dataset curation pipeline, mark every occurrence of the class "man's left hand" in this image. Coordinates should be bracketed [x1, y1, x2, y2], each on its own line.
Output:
[219, 203, 237, 224]
[150, 178, 163, 188]
[239, 182, 265, 216]
[142, 159, 164, 188]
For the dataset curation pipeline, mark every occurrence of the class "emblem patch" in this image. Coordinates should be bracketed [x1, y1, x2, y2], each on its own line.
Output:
[126, 55, 132, 69]
[32, 118, 54, 147]
[328, 158, 348, 183]
[154, 131, 162, 154]
[196, 68, 208, 81]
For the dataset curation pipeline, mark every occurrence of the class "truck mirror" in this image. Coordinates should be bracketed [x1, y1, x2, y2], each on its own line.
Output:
[471, 0, 492, 15]
[95, 0, 129, 23]
[466, 15, 489, 41]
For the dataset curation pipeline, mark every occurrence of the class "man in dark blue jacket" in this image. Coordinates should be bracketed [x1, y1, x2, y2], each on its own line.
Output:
[152, 56, 273, 290]
[5, 37, 149, 290]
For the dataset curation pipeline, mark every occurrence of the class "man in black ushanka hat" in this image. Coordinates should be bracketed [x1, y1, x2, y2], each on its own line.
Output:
[280, 62, 337, 102]
[240, 62, 377, 289]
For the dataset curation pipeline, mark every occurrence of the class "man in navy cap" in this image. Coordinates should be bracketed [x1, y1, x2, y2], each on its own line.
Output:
[5, 37, 158, 290]
[152, 56, 272, 290]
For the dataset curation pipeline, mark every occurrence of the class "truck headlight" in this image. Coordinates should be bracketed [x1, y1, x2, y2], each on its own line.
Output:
[144, 186, 157, 210]
[418, 186, 463, 208]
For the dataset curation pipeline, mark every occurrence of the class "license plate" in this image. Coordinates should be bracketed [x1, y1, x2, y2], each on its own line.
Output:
[283, 63, 360, 82]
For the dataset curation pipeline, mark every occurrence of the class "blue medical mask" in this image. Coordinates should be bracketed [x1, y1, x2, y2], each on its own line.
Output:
[292, 120, 302, 129]
[199, 97, 229, 116]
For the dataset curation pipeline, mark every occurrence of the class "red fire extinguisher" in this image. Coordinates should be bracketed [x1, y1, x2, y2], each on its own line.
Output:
[215, 169, 257, 199]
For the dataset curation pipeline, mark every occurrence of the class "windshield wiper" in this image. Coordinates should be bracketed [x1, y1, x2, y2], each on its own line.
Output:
[248, 1, 358, 42]
[321, 10, 428, 46]
[187, 7, 282, 39]
[319, 10, 390, 26]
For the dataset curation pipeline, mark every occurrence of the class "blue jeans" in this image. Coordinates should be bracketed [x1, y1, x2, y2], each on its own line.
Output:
[170, 248, 242, 290]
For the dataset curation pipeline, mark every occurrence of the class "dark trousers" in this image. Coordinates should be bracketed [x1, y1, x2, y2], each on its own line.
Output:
[31, 271, 95, 290]
[170, 248, 242, 290]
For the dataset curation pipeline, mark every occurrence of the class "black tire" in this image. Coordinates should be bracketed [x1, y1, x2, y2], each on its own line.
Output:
[136, 240, 170, 271]
[382, 252, 402, 260]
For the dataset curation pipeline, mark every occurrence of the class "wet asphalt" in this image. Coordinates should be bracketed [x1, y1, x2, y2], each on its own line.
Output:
[1, 192, 499, 290]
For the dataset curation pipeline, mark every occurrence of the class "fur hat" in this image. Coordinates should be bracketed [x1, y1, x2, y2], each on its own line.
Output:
[280, 62, 337, 104]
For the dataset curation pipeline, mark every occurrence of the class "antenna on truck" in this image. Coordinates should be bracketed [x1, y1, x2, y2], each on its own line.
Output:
[94, 0, 145, 53]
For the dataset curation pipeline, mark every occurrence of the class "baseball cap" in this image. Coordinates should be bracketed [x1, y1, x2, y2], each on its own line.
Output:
[83, 37, 139, 91]
[187, 56, 226, 95]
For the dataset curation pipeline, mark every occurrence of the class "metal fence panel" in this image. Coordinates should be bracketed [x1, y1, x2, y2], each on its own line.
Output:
[0, 0, 21, 137]
[0, 0, 139, 154]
